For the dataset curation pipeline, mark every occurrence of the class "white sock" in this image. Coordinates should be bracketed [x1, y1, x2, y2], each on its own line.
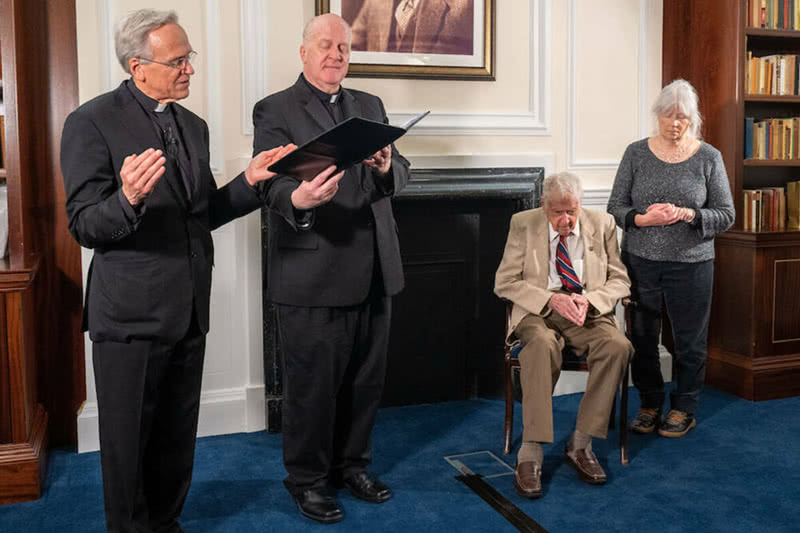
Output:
[517, 441, 543, 465]
[569, 429, 592, 452]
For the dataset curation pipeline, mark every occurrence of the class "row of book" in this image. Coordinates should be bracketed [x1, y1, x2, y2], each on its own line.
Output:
[745, 52, 800, 95]
[743, 181, 800, 232]
[747, 0, 800, 30]
[743, 116, 800, 160]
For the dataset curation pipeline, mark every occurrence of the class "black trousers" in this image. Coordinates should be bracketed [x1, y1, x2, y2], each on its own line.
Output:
[92, 321, 205, 533]
[277, 296, 391, 495]
[623, 252, 713, 415]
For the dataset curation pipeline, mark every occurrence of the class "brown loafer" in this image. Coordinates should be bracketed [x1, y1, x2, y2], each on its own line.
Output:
[514, 461, 542, 498]
[565, 447, 606, 485]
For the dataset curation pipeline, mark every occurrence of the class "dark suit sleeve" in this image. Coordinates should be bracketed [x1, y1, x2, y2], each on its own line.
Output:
[370, 97, 410, 198]
[252, 97, 309, 230]
[61, 110, 141, 249]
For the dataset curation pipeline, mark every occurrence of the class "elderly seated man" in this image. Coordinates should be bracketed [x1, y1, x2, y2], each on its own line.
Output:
[494, 171, 633, 498]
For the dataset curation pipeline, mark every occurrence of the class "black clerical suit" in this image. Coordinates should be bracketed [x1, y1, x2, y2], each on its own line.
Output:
[61, 80, 263, 533]
[253, 74, 409, 494]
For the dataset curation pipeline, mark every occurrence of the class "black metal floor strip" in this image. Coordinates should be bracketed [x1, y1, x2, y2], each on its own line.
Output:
[456, 474, 549, 533]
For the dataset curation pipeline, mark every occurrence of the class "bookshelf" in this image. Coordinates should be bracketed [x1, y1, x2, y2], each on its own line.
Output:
[0, 0, 83, 504]
[663, 0, 800, 401]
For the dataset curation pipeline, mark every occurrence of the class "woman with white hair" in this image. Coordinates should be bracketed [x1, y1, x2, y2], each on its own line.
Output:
[607, 79, 734, 438]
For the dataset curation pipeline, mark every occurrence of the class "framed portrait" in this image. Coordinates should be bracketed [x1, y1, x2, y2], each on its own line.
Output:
[316, 0, 495, 80]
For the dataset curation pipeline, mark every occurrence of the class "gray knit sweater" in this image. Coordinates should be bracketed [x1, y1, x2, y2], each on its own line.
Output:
[607, 139, 735, 263]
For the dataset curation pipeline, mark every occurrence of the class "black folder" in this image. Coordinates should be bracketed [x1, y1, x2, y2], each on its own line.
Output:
[267, 111, 430, 181]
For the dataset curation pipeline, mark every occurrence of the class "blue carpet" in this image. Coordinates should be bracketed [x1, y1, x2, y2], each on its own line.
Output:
[1, 387, 798, 532]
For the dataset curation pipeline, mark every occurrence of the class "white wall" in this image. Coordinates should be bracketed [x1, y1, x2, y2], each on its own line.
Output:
[74, 0, 664, 452]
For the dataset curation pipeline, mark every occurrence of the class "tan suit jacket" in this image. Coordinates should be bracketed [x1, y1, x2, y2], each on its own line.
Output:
[351, 0, 473, 55]
[494, 207, 631, 338]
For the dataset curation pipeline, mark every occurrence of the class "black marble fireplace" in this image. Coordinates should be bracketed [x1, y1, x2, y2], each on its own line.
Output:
[262, 167, 542, 431]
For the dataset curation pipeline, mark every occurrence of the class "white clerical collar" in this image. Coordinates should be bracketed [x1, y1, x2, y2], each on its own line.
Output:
[154, 102, 168, 113]
[549, 219, 581, 242]
[329, 93, 339, 104]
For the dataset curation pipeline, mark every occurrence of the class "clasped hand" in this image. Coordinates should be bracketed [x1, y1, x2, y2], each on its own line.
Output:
[548, 292, 589, 327]
[637, 203, 695, 227]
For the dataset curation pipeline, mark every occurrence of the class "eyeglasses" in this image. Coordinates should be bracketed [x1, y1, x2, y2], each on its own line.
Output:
[138, 51, 197, 70]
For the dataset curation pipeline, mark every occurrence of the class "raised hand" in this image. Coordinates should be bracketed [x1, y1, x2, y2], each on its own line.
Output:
[245, 144, 298, 185]
[120, 148, 166, 206]
[290, 166, 345, 210]
[363, 145, 391, 176]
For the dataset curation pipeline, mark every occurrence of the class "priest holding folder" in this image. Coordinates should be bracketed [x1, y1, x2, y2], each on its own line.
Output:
[252, 13, 410, 525]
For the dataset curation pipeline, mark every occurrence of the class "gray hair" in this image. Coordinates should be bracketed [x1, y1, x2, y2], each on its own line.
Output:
[542, 172, 583, 207]
[652, 78, 703, 139]
[303, 14, 352, 45]
[115, 9, 178, 74]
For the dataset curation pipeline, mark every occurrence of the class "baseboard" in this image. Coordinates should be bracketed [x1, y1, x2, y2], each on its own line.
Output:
[77, 385, 266, 453]
[553, 346, 672, 397]
[0, 404, 48, 504]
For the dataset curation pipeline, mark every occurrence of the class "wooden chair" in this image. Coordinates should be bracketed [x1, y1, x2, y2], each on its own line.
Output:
[502, 301, 631, 465]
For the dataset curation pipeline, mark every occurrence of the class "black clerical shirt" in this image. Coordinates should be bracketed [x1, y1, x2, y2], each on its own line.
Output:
[126, 79, 195, 203]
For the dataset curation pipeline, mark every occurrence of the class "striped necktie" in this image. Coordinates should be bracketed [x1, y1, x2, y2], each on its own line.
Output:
[556, 234, 583, 293]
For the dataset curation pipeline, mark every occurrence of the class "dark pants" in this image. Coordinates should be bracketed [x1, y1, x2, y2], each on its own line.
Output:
[277, 296, 391, 495]
[623, 252, 713, 415]
[93, 322, 205, 533]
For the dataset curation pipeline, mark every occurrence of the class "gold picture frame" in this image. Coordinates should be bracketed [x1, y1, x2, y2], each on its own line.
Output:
[316, 0, 495, 80]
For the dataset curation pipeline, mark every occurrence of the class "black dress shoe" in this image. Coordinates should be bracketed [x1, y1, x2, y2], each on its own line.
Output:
[342, 471, 393, 503]
[294, 488, 344, 524]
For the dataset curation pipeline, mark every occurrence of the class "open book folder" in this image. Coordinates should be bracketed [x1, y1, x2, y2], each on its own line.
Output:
[267, 110, 430, 181]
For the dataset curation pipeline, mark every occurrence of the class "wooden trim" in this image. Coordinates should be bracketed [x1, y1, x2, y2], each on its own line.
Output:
[746, 27, 800, 37]
[0, 403, 47, 504]
[772, 258, 800, 343]
[744, 158, 800, 165]
[744, 95, 800, 102]
[716, 229, 800, 247]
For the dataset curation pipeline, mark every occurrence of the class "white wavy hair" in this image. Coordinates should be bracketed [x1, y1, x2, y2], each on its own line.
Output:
[652, 78, 703, 139]
[542, 172, 583, 207]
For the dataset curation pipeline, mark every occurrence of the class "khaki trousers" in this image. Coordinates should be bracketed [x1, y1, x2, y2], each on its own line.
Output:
[515, 310, 632, 444]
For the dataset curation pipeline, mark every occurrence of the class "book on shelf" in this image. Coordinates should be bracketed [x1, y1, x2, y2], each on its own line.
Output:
[748, 0, 800, 30]
[788, 180, 800, 229]
[742, 187, 788, 231]
[744, 116, 800, 160]
[745, 53, 800, 96]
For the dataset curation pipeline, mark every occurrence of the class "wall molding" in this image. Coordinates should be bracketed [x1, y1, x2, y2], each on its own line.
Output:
[567, 0, 649, 170]
[97, 0, 117, 93]
[206, 0, 225, 175]
[240, 0, 269, 136]
[408, 152, 555, 179]
[392, 0, 551, 136]
[638, 0, 650, 138]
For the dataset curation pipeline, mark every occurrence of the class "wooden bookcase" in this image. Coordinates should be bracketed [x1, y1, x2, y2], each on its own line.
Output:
[0, 0, 83, 503]
[664, 0, 800, 401]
